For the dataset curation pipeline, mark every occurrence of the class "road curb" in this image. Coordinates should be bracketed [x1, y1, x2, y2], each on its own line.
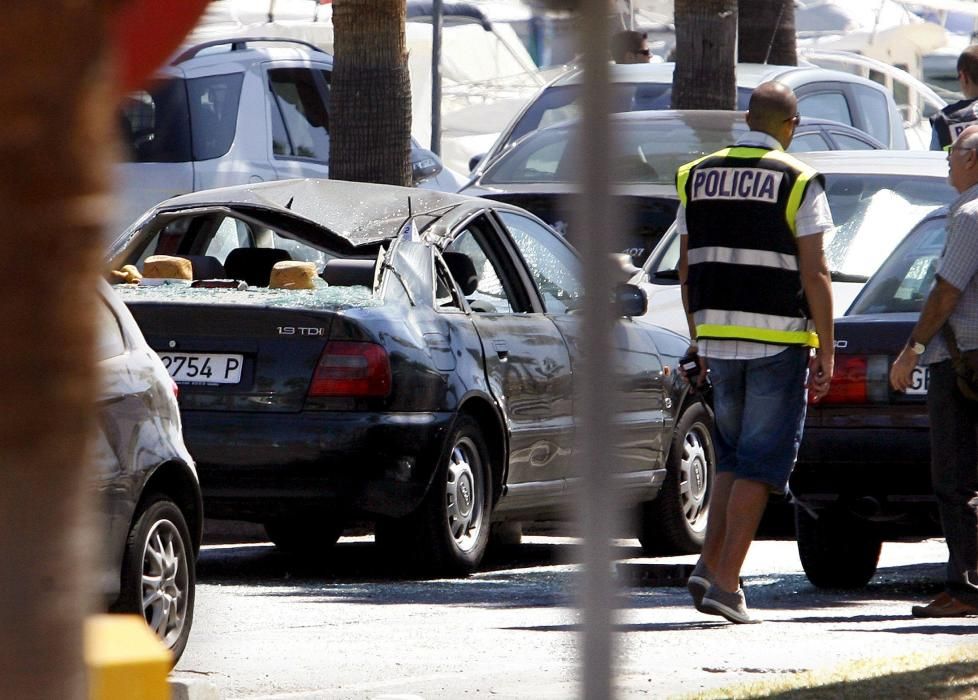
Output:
[169, 678, 222, 700]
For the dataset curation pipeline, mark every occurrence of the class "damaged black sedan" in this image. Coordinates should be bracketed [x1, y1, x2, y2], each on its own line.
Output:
[107, 179, 710, 574]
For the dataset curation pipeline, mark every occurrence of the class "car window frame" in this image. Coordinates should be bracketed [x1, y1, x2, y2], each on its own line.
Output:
[266, 62, 332, 165]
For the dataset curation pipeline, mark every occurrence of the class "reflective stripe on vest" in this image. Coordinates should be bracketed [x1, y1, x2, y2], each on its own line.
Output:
[686, 246, 799, 271]
[693, 308, 819, 348]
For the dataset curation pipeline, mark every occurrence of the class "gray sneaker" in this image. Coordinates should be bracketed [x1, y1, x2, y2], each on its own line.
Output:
[686, 560, 713, 612]
[700, 584, 761, 624]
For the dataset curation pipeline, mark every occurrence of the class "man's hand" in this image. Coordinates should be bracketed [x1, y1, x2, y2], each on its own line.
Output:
[808, 348, 834, 402]
[679, 345, 708, 389]
[890, 345, 919, 392]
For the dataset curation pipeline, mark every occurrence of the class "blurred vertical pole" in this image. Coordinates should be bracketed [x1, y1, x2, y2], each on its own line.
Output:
[431, 0, 443, 155]
[575, 0, 617, 697]
[0, 4, 111, 698]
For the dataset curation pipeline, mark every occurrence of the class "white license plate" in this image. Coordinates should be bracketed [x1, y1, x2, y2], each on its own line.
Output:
[906, 366, 929, 395]
[158, 352, 243, 384]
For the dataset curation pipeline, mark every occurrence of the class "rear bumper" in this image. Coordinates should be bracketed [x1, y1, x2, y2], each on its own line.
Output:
[792, 425, 937, 533]
[183, 410, 455, 521]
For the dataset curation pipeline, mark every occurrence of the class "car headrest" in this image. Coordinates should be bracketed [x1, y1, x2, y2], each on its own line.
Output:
[175, 255, 226, 280]
[224, 248, 292, 287]
[443, 251, 478, 296]
[321, 258, 376, 288]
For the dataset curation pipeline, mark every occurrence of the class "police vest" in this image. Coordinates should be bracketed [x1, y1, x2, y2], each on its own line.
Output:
[676, 146, 823, 348]
[931, 98, 978, 150]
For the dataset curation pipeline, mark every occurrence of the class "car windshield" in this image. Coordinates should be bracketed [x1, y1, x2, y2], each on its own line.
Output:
[847, 213, 947, 315]
[505, 83, 753, 152]
[821, 173, 953, 278]
[482, 119, 749, 186]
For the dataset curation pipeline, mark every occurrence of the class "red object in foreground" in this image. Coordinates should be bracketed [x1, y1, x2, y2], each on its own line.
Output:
[111, 0, 211, 92]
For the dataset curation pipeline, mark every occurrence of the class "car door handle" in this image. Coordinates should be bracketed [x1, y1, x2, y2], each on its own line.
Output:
[493, 339, 509, 360]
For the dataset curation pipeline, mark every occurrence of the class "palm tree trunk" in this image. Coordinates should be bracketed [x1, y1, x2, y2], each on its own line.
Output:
[739, 0, 797, 66]
[0, 2, 114, 697]
[672, 0, 737, 110]
[331, 0, 412, 186]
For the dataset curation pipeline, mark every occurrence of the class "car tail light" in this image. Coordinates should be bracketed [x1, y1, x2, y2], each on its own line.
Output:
[815, 354, 890, 405]
[309, 341, 391, 398]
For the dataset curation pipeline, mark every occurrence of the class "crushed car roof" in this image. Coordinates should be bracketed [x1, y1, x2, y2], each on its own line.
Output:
[152, 178, 472, 245]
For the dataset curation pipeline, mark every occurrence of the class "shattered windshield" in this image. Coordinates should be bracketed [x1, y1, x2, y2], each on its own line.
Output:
[822, 173, 953, 278]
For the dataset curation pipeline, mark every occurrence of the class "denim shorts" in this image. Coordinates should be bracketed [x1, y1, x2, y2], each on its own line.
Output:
[707, 347, 810, 493]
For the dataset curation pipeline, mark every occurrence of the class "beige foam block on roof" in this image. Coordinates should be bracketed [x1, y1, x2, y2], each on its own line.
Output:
[269, 260, 317, 289]
[143, 255, 192, 280]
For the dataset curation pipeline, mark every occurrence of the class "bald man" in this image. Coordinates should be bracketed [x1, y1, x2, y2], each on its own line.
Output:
[676, 81, 835, 623]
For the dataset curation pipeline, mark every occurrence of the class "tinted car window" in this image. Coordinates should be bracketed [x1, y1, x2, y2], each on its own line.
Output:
[850, 84, 891, 148]
[508, 83, 752, 150]
[798, 91, 852, 126]
[269, 68, 330, 161]
[483, 119, 744, 186]
[848, 214, 946, 315]
[189, 73, 244, 160]
[790, 132, 831, 151]
[829, 131, 877, 150]
[120, 82, 192, 163]
[119, 74, 243, 163]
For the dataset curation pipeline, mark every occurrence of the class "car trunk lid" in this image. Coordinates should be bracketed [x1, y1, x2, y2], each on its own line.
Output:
[121, 288, 378, 412]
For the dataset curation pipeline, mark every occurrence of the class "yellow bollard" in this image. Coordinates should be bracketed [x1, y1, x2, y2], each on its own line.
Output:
[85, 614, 171, 700]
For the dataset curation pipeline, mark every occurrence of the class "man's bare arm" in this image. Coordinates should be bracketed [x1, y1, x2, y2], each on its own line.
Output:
[797, 233, 834, 401]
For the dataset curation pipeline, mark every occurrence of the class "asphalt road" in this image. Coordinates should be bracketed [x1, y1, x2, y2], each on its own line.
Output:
[172, 534, 975, 699]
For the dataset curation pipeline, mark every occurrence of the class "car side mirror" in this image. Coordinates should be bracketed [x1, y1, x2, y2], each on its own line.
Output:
[468, 153, 484, 172]
[651, 269, 680, 284]
[616, 283, 647, 317]
[410, 147, 444, 184]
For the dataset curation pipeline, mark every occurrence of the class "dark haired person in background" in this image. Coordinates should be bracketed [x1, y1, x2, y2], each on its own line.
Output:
[931, 45, 978, 150]
[610, 30, 651, 64]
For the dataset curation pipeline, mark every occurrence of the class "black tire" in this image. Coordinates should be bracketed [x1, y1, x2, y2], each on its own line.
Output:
[638, 400, 715, 555]
[113, 495, 195, 665]
[795, 504, 882, 589]
[379, 416, 493, 576]
[263, 516, 344, 555]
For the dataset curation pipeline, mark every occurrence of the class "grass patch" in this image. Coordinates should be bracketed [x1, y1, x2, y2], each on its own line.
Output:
[688, 645, 978, 699]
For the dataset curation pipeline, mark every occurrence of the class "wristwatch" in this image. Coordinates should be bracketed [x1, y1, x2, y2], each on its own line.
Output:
[908, 339, 926, 355]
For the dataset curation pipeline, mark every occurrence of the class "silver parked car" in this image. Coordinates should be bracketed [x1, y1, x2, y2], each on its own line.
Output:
[96, 281, 202, 663]
[115, 37, 462, 235]
[466, 61, 909, 175]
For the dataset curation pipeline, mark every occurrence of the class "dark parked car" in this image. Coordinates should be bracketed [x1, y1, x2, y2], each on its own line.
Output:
[461, 110, 885, 265]
[107, 178, 714, 574]
[789, 207, 949, 589]
[95, 281, 202, 662]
